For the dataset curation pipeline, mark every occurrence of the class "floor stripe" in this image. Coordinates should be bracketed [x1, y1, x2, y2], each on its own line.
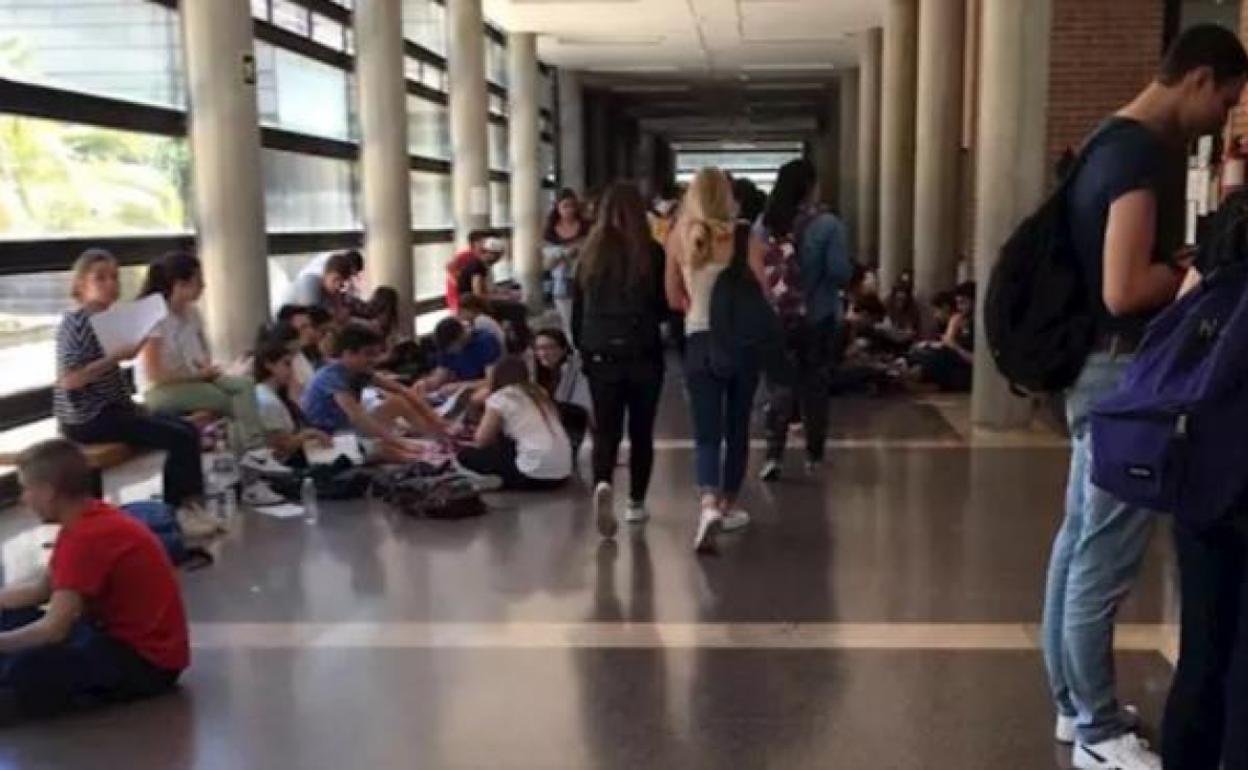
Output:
[189, 621, 1173, 657]
[648, 438, 1069, 451]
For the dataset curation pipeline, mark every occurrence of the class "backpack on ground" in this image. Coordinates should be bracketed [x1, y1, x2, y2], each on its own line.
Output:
[371, 463, 488, 520]
[984, 124, 1122, 393]
[120, 501, 212, 570]
[709, 223, 786, 379]
[1090, 193, 1248, 531]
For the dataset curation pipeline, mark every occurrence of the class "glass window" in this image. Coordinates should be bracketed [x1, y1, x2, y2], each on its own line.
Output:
[255, 43, 352, 141]
[541, 142, 556, 182]
[0, 0, 186, 109]
[489, 123, 509, 172]
[408, 96, 451, 160]
[311, 14, 346, 51]
[410, 171, 452, 230]
[262, 150, 360, 232]
[488, 93, 508, 118]
[404, 0, 447, 56]
[271, 0, 310, 36]
[0, 267, 145, 397]
[252, 0, 270, 20]
[490, 181, 510, 228]
[413, 241, 453, 301]
[0, 116, 191, 239]
[485, 37, 508, 88]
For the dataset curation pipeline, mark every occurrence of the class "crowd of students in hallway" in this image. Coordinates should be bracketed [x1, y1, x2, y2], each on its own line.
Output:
[2, 22, 1248, 770]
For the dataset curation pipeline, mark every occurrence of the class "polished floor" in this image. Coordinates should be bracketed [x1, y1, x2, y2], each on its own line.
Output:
[0, 374, 1178, 769]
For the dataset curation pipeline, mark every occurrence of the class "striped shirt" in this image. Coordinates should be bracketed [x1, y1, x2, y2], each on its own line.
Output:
[53, 308, 132, 426]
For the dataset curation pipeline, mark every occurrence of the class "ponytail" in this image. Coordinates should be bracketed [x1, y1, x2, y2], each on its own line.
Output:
[139, 251, 201, 300]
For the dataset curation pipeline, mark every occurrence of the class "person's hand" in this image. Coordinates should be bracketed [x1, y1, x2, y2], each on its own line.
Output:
[303, 430, 332, 447]
[1174, 246, 1197, 271]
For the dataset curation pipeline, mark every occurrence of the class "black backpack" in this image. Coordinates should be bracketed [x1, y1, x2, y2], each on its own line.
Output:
[578, 250, 658, 360]
[709, 223, 787, 379]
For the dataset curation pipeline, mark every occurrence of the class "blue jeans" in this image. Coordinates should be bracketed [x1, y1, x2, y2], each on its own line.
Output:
[1041, 353, 1157, 745]
[0, 608, 179, 718]
[684, 332, 760, 497]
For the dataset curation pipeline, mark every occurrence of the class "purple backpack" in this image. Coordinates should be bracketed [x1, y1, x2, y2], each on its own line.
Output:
[1090, 255, 1248, 531]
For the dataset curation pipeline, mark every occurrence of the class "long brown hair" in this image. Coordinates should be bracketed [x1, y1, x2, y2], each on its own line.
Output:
[489, 355, 559, 429]
[678, 167, 734, 270]
[578, 181, 652, 290]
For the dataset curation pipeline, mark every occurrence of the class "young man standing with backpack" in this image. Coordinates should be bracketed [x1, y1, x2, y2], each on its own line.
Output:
[1040, 26, 1248, 770]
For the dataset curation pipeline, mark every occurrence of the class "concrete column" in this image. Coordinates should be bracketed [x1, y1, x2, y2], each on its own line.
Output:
[355, 0, 413, 329]
[971, 0, 1050, 429]
[857, 28, 882, 265]
[589, 92, 610, 189]
[508, 33, 542, 311]
[818, 92, 840, 210]
[912, 0, 965, 302]
[448, 0, 490, 246]
[838, 69, 860, 256]
[879, 0, 918, 293]
[558, 70, 586, 193]
[180, 0, 267, 360]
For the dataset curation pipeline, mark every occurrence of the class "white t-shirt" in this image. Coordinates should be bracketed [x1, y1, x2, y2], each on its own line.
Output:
[291, 350, 316, 392]
[256, 382, 297, 434]
[136, 306, 210, 392]
[282, 254, 330, 307]
[486, 385, 572, 480]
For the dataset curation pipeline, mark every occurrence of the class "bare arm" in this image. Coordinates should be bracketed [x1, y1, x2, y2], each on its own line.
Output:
[665, 247, 689, 312]
[139, 337, 207, 387]
[0, 590, 83, 653]
[374, 375, 448, 435]
[942, 314, 973, 364]
[473, 407, 503, 447]
[58, 344, 139, 391]
[1102, 190, 1184, 316]
[0, 574, 51, 612]
[334, 391, 398, 441]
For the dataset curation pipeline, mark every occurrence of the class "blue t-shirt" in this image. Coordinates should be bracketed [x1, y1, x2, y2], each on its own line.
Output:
[435, 329, 502, 381]
[1067, 117, 1184, 341]
[300, 361, 373, 433]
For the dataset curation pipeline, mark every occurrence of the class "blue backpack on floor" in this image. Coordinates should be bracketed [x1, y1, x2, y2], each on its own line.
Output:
[121, 501, 212, 570]
[1090, 200, 1248, 531]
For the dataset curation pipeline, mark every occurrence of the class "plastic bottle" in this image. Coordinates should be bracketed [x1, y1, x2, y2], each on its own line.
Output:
[301, 476, 319, 524]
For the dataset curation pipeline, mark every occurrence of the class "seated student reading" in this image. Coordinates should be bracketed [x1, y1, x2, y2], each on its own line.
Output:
[0, 440, 189, 720]
[457, 356, 572, 490]
[427, 317, 503, 389]
[53, 249, 214, 539]
[281, 249, 364, 313]
[908, 282, 975, 392]
[300, 323, 448, 461]
[253, 333, 332, 463]
[275, 304, 328, 400]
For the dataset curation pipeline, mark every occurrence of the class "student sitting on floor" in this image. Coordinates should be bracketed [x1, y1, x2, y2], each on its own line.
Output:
[0, 440, 189, 721]
[457, 356, 572, 490]
[532, 328, 593, 454]
[426, 316, 503, 390]
[457, 294, 507, 349]
[53, 249, 215, 539]
[300, 323, 448, 461]
[253, 336, 332, 463]
[275, 304, 325, 400]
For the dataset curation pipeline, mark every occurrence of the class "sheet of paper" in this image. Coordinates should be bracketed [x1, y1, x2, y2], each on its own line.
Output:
[305, 434, 364, 466]
[89, 294, 168, 356]
[252, 503, 305, 519]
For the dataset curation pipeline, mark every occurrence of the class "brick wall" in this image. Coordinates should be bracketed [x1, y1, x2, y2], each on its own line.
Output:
[1046, 0, 1165, 166]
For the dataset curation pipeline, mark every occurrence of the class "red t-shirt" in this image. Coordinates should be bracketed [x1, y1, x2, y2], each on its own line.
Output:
[446, 249, 477, 313]
[49, 501, 190, 672]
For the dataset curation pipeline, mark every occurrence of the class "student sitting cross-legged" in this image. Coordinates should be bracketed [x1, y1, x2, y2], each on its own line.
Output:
[0, 439, 189, 721]
[300, 323, 449, 462]
[456, 356, 572, 490]
[252, 332, 332, 464]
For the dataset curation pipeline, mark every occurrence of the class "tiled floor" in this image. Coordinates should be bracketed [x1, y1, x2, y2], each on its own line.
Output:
[0, 374, 1178, 769]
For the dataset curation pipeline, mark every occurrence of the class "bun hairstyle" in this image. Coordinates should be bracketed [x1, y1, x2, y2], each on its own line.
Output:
[681, 167, 735, 270]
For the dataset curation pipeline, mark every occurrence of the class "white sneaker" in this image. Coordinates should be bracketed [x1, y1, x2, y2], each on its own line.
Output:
[759, 460, 782, 482]
[240, 448, 293, 476]
[1058, 705, 1139, 745]
[242, 480, 286, 507]
[693, 508, 722, 554]
[177, 504, 219, 539]
[624, 501, 649, 524]
[1073, 733, 1161, 770]
[721, 508, 751, 533]
[594, 482, 618, 538]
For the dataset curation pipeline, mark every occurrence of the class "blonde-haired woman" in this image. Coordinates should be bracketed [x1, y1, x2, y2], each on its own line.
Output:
[665, 168, 766, 553]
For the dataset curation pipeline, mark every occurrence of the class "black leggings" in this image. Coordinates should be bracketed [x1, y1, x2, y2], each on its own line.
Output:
[62, 406, 205, 507]
[457, 437, 566, 491]
[585, 358, 664, 504]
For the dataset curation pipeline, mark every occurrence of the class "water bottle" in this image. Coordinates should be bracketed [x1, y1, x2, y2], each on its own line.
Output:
[301, 476, 319, 524]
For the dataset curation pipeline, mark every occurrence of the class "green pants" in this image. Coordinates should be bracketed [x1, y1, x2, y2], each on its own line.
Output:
[144, 375, 264, 451]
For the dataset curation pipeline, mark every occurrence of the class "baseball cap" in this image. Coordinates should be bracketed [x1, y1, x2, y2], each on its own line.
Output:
[483, 237, 506, 254]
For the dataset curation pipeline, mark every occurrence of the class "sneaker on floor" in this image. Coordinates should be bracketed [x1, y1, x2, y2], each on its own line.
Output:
[693, 508, 722, 554]
[624, 501, 649, 524]
[1057, 705, 1140, 745]
[454, 464, 504, 492]
[720, 508, 751, 533]
[240, 448, 294, 476]
[1073, 733, 1161, 770]
[177, 504, 219, 539]
[594, 482, 618, 539]
[758, 460, 782, 482]
[242, 480, 286, 508]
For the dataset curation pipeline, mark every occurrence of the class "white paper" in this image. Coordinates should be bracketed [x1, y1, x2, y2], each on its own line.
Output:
[90, 294, 168, 356]
[252, 503, 305, 519]
[305, 434, 364, 466]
